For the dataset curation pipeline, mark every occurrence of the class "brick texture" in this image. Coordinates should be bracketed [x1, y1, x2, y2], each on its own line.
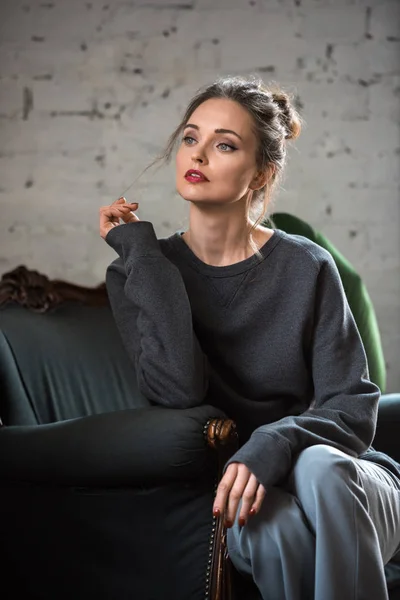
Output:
[0, 0, 399, 390]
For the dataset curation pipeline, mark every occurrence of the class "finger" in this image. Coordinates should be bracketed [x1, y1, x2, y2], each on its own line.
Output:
[225, 466, 253, 527]
[237, 474, 260, 526]
[112, 197, 139, 208]
[249, 484, 266, 517]
[213, 463, 238, 519]
[112, 196, 128, 206]
[100, 205, 135, 219]
[120, 202, 140, 223]
[121, 210, 140, 223]
[100, 203, 137, 212]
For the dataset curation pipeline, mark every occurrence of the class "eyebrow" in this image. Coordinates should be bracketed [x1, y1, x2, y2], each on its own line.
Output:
[183, 123, 243, 141]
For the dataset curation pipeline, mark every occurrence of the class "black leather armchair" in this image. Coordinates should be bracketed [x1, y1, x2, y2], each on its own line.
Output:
[0, 267, 240, 600]
[0, 266, 399, 600]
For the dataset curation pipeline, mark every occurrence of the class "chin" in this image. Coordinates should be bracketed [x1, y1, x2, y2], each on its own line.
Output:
[179, 193, 207, 203]
[177, 183, 208, 201]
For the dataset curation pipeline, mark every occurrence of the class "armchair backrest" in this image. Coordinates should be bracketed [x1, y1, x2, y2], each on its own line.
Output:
[0, 298, 149, 426]
[0, 212, 387, 426]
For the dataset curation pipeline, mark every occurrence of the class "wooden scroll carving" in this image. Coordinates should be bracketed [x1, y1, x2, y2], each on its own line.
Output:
[0, 266, 108, 313]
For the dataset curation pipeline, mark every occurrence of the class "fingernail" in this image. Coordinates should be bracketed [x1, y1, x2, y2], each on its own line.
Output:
[213, 508, 220, 517]
[249, 508, 256, 516]
[238, 517, 246, 527]
[225, 520, 233, 528]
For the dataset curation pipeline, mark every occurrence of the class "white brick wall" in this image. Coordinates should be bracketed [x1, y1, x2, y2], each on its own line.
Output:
[0, 0, 399, 391]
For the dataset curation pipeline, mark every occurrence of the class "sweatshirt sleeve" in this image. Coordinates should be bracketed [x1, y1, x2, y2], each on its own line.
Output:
[225, 251, 381, 488]
[105, 221, 209, 409]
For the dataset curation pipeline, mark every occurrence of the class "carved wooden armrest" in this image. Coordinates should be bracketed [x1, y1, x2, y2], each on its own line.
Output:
[0, 266, 108, 312]
[205, 418, 239, 600]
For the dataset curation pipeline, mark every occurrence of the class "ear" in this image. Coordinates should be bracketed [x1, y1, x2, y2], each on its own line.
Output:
[249, 164, 276, 191]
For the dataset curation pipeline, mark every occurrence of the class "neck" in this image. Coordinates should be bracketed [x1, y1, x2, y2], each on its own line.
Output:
[182, 203, 259, 267]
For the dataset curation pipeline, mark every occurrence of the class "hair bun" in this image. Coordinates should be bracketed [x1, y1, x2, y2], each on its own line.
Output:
[271, 90, 301, 141]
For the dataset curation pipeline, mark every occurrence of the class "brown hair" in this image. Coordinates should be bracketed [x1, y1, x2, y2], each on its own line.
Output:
[144, 75, 302, 260]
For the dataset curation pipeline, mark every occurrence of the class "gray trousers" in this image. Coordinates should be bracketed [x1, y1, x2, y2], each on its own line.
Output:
[227, 444, 400, 600]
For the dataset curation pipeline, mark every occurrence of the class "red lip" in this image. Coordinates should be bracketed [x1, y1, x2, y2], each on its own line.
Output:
[185, 169, 209, 183]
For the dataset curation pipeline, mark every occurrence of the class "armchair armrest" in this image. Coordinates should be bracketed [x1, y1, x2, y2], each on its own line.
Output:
[0, 407, 240, 600]
[0, 404, 227, 486]
[205, 418, 239, 600]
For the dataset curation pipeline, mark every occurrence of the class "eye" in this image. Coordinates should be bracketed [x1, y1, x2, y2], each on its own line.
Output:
[182, 135, 196, 145]
[217, 142, 237, 152]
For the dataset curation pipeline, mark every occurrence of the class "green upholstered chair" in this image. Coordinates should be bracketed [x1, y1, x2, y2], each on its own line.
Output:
[266, 212, 387, 393]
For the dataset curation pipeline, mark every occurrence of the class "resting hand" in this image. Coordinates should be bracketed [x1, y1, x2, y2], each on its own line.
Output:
[213, 462, 266, 528]
[99, 196, 140, 239]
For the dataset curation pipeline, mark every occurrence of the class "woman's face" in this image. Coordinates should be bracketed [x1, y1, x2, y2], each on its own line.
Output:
[175, 98, 262, 206]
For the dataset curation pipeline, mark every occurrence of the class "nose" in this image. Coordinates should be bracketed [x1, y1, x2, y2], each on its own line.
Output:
[191, 145, 208, 165]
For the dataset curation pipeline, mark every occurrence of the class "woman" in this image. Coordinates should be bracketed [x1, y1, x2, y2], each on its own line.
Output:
[100, 76, 400, 599]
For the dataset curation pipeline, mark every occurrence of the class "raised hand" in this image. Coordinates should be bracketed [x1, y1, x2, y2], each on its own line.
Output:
[99, 196, 140, 239]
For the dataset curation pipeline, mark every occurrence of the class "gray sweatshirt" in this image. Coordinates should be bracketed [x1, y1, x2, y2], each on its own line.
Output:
[105, 221, 400, 488]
